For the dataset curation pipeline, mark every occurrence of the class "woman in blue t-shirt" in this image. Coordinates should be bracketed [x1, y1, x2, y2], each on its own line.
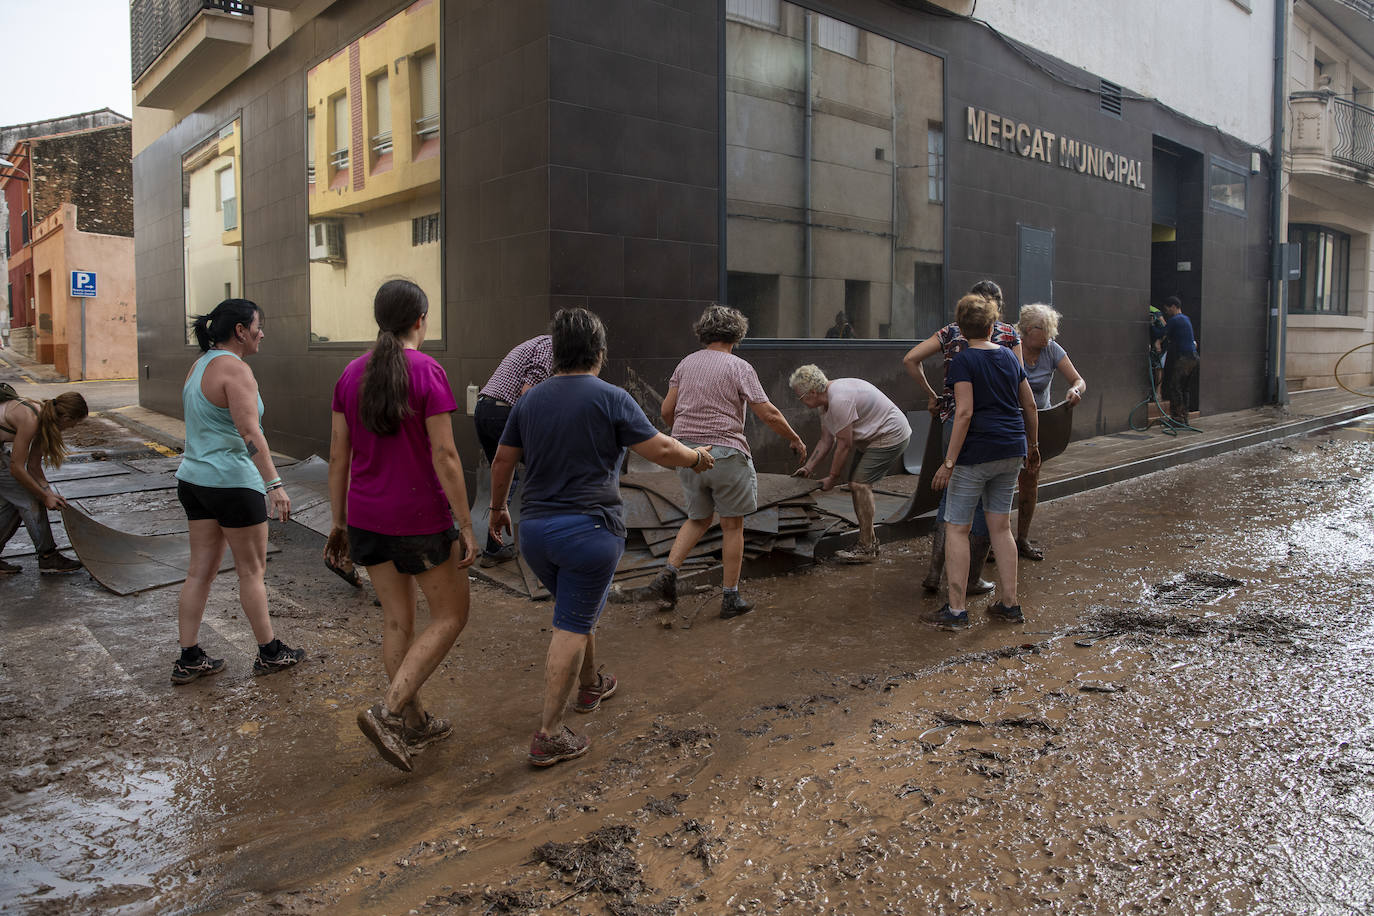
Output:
[930, 295, 1040, 630]
[1015, 303, 1086, 561]
[489, 308, 714, 768]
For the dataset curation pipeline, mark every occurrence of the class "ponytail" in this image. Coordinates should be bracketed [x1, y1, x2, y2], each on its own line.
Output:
[34, 392, 88, 469]
[359, 279, 428, 436]
[189, 299, 261, 352]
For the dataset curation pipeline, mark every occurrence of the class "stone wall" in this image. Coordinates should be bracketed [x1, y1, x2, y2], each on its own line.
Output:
[31, 125, 134, 237]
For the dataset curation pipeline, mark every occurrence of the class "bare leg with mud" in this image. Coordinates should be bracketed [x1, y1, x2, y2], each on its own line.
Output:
[986, 512, 1019, 606]
[370, 557, 470, 726]
[221, 522, 276, 644]
[541, 628, 590, 736]
[177, 519, 227, 648]
[944, 521, 971, 612]
[1016, 465, 1042, 558]
[851, 482, 876, 547]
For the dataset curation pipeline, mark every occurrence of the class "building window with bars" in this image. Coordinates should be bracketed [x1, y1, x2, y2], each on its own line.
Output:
[369, 71, 393, 166]
[330, 93, 350, 177]
[413, 49, 439, 157]
[1289, 224, 1351, 316]
[305, 110, 316, 185]
[412, 213, 440, 246]
[725, 0, 780, 29]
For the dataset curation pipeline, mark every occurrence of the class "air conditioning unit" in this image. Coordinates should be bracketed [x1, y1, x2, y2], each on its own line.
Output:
[308, 220, 345, 263]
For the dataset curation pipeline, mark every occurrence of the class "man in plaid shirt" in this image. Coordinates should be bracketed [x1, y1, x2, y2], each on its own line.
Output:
[474, 334, 553, 565]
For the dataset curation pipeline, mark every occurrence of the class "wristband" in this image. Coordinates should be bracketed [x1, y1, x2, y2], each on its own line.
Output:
[266, 482, 284, 492]
[264, 476, 281, 487]
[691, 449, 702, 468]
[489, 505, 506, 511]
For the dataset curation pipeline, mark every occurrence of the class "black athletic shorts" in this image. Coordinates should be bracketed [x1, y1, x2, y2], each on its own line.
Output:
[177, 480, 268, 528]
[348, 524, 463, 575]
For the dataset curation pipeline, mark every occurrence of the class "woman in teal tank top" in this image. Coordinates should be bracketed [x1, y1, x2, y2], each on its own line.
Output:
[170, 299, 305, 685]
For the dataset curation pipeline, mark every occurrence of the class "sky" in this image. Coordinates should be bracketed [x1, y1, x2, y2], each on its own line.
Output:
[0, 0, 133, 127]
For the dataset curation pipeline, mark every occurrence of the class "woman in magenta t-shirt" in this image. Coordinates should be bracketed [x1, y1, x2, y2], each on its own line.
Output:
[325, 279, 478, 773]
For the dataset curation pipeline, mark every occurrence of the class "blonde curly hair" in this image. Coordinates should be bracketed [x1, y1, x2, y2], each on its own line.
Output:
[789, 364, 829, 396]
[1017, 303, 1061, 339]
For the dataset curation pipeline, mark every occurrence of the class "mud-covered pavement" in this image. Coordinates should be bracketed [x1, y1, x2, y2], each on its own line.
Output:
[2, 422, 1373, 915]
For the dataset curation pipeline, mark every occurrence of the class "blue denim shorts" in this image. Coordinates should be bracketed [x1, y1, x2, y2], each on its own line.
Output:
[519, 514, 625, 635]
[944, 456, 1023, 526]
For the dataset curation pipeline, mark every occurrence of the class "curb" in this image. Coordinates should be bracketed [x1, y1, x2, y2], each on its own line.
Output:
[97, 408, 186, 454]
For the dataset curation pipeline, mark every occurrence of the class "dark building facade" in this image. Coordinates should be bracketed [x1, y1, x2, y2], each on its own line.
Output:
[133, 0, 1271, 468]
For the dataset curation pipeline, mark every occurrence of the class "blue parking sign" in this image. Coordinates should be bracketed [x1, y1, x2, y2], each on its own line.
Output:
[70, 271, 97, 297]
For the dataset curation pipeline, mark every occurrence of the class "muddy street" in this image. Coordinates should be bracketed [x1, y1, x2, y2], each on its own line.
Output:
[2, 423, 1373, 915]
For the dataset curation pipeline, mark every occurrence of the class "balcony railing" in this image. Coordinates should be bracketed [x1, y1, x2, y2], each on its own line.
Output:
[131, 0, 253, 82]
[1331, 96, 1374, 170]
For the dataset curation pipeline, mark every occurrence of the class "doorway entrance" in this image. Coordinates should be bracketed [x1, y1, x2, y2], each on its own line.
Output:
[1150, 138, 1203, 414]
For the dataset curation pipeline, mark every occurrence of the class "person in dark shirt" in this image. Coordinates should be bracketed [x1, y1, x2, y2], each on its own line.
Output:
[824, 311, 856, 339]
[1158, 296, 1198, 423]
[489, 308, 714, 768]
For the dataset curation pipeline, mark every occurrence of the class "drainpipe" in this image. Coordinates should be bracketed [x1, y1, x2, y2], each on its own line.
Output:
[1267, 0, 1289, 405]
[804, 12, 814, 337]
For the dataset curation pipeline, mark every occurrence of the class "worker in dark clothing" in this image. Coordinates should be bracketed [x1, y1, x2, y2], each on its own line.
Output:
[1156, 296, 1198, 423]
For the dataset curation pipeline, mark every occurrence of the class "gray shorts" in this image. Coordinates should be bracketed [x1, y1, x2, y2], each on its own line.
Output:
[847, 437, 910, 485]
[677, 441, 758, 519]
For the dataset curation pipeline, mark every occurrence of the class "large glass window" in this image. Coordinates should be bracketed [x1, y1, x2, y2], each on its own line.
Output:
[725, 2, 945, 339]
[306, 1, 442, 344]
[1289, 223, 1350, 315]
[182, 118, 242, 343]
[1208, 157, 1247, 214]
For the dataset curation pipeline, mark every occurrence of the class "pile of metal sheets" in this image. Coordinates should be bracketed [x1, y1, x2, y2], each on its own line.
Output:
[468, 464, 850, 599]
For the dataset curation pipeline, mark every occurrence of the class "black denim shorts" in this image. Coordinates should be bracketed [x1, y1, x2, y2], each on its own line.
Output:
[347, 524, 462, 575]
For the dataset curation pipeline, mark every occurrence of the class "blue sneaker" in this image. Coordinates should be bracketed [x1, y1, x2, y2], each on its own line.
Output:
[929, 604, 970, 631]
[987, 601, 1025, 623]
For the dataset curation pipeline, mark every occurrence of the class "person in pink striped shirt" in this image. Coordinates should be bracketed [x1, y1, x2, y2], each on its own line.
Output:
[646, 305, 806, 619]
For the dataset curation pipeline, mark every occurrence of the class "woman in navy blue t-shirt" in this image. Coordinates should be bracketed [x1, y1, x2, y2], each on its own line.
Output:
[930, 294, 1040, 630]
[489, 308, 713, 768]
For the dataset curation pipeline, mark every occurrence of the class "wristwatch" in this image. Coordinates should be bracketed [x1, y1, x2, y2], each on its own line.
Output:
[943, 457, 955, 470]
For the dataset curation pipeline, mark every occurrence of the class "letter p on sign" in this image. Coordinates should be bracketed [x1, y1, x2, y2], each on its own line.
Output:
[70, 271, 97, 297]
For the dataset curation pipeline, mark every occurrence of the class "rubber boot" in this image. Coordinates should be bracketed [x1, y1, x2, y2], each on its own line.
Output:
[647, 567, 677, 610]
[922, 525, 945, 593]
[966, 535, 995, 595]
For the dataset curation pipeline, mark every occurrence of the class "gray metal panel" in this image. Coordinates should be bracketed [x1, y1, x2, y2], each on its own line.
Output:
[1018, 224, 1054, 307]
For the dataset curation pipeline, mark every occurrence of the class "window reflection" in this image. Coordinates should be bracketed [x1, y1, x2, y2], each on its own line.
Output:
[182, 118, 242, 343]
[306, 0, 442, 344]
[725, 1, 945, 339]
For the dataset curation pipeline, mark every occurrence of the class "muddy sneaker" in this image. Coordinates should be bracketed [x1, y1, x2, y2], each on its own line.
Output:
[834, 542, 879, 564]
[478, 544, 518, 568]
[358, 703, 414, 771]
[967, 577, 996, 596]
[171, 648, 226, 685]
[402, 712, 453, 750]
[0, 559, 20, 575]
[719, 590, 754, 620]
[987, 601, 1025, 623]
[928, 604, 970, 631]
[646, 567, 677, 610]
[253, 639, 305, 675]
[574, 671, 618, 714]
[529, 725, 590, 767]
[37, 551, 83, 575]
